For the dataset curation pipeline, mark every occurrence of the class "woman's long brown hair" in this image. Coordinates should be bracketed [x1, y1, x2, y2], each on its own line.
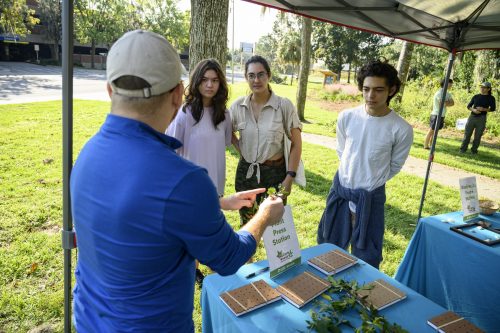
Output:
[183, 59, 229, 128]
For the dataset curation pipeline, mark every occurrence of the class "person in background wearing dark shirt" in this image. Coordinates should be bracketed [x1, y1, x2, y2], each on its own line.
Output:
[460, 82, 496, 154]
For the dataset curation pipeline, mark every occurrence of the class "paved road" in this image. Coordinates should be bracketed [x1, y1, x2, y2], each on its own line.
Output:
[303, 132, 500, 202]
[0, 61, 109, 104]
[0, 61, 245, 104]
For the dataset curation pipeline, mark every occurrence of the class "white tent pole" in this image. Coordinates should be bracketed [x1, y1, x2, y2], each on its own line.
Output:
[416, 50, 456, 223]
[62, 0, 76, 332]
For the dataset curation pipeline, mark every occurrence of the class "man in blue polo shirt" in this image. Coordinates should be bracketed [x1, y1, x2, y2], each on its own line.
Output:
[70, 30, 284, 332]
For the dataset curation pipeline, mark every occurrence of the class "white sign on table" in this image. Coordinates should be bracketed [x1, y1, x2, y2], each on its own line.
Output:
[459, 176, 479, 221]
[262, 205, 301, 279]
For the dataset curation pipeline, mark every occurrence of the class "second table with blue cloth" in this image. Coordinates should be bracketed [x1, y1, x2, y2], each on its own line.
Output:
[395, 211, 500, 333]
[202, 243, 448, 333]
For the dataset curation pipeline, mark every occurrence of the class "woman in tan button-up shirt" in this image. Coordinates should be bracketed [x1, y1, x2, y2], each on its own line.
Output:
[230, 55, 303, 225]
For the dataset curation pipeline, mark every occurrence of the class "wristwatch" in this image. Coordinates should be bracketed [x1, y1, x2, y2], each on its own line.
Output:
[287, 171, 297, 178]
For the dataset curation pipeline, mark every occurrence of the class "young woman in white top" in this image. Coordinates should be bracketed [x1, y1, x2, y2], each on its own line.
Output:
[167, 59, 231, 286]
[167, 59, 232, 197]
[230, 55, 303, 225]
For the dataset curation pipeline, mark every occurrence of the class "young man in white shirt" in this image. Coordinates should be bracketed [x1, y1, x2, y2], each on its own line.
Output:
[317, 60, 413, 269]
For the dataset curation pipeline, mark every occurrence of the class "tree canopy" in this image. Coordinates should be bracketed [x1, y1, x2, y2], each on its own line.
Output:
[74, 0, 189, 53]
[312, 22, 385, 79]
[134, 0, 189, 51]
[36, 0, 62, 61]
[0, 0, 38, 36]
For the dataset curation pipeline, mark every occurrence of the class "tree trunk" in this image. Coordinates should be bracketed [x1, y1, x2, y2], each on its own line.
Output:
[394, 41, 414, 103]
[91, 39, 96, 69]
[52, 40, 59, 62]
[347, 62, 351, 83]
[189, 0, 229, 73]
[50, 44, 57, 62]
[336, 54, 342, 82]
[4, 44, 10, 60]
[474, 50, 496, 85]
[451, 51, 464, 78]
[296, 17, 312, 121]
[495, 50, 500, 79]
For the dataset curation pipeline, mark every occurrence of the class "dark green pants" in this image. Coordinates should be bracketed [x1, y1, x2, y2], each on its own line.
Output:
[235, 158, 286, 225]
[460, 115, 486, 153]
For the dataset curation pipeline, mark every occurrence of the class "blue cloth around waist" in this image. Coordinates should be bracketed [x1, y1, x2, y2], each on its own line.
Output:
[317, 172, 386, 250]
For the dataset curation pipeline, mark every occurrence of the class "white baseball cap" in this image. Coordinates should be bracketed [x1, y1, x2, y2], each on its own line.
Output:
[106, 30, 185, 98]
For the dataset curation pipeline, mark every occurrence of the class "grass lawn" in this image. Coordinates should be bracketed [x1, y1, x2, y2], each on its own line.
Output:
[0, 98, 466, 332]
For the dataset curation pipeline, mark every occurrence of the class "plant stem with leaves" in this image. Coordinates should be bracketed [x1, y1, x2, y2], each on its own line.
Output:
[306, 278, 408, 333]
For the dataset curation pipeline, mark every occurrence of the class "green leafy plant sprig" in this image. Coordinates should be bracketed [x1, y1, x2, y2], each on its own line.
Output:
[249, 184, 290, 215]
[305, 278, 409, 333]
[266, 184, 290, 198]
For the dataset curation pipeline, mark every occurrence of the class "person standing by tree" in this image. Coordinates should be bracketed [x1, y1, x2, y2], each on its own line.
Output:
[167, 58, 232, 286]
[459, 82, 496, 154]
[317, 60, 413, 269]
[230, 55, 303, 225]
[424, 79, 454, 149]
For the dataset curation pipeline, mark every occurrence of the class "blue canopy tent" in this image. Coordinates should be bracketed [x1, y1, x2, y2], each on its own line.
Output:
[61, 1, 500, 331]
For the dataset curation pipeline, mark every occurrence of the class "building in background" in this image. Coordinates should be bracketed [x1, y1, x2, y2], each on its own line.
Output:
[0, 0, 107, 66]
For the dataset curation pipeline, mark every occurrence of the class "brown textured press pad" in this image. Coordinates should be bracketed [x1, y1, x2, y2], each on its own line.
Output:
[427, 311, 485, 333]
[307, 249, 357, 275]
[219, 279, 280, 316]
[276, 271, 330, 308]
[356, 279, 406, 310]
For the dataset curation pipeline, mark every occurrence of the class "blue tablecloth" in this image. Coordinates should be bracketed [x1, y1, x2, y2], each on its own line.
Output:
[395, 212, 500, 333]
[202, 243, 447, 333]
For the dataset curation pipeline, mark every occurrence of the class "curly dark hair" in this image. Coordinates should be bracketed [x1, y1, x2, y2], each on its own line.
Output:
[183, 59, 229, 128]
[356, 60, 401, 105]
